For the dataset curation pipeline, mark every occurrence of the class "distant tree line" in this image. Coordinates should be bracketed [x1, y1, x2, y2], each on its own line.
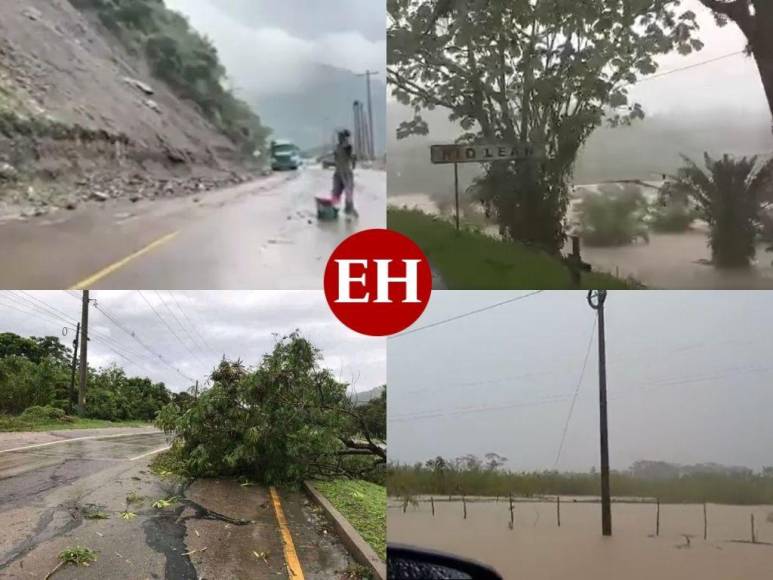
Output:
[0, 331, 173, 423]
[69, 0, 270, 158]
[389, 454, 773, 505]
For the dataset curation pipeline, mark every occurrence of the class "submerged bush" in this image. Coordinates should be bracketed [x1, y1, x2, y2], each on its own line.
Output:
[576, 184, 649, 246]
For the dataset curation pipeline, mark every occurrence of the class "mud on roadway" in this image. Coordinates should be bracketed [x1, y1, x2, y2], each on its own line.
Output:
[0, 427, 356, 579]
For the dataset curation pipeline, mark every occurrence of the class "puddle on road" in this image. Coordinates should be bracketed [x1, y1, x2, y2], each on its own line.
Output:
[142, 505, 198, 580]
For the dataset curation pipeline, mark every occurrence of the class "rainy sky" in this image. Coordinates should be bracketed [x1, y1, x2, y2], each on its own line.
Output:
[388, 291, 773, 472]
[164, 0, 386, 96]
[0, 291, 385, 395]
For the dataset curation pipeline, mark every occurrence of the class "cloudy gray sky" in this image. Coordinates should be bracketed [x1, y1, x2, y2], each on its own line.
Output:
[0, 291, 385, 395]
[165, 0, 386, 96]
[389, 291, 773, 472]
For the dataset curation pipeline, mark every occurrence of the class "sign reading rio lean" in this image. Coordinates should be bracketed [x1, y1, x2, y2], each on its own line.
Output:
[430, 143, 533, 165]
[430, 142, 533, 230]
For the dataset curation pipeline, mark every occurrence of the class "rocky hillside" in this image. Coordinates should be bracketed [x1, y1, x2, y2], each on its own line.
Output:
[0, 0, 269, 218]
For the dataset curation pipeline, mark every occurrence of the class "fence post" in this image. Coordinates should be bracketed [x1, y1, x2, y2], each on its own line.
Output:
[431, 496, 435, 517]
[751, 513, 756, 544]
[509, 493, 514, 527]
[463, 495, 467, 520]
[557, 495, 561, 527]
[703, 502, 707, 541]
[656, 498, 660, 537]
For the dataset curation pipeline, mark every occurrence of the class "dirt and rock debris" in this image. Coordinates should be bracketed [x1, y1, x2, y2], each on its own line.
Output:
[0, 0, 265, 221]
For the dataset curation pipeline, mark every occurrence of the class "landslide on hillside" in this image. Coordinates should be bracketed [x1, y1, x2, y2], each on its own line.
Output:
[0, 0, 270, 218]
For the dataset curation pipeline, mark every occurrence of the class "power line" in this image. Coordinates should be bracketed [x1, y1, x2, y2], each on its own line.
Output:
[625, 50, 745, 87]
[392, 291, 544, 338]
[92, 298, 195, 383]
[553, 315, 597, 469]
[138, 291, 208, 378]
[156, 291, 211, 362]
[167, 292, 218, 357]
[0, 297, 78, 331]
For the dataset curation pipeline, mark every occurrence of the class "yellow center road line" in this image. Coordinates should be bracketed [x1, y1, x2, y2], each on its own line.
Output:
[269, 486, 305, 580]
[68, 231, 180, 289]
[129, 445, 171, 461]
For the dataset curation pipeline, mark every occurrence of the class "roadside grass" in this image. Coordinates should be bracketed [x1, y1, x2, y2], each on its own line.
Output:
[388, 207, 635, 289]
[314, 479, 386, 561]
[0, 414, 149, 432]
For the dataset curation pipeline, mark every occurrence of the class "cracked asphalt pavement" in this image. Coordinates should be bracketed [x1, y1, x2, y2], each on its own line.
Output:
[0, 428, 355, 579]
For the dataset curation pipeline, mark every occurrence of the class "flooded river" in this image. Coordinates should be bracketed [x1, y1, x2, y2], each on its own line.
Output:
[388, 497, 773, 579]
[388, 193, 773, 289]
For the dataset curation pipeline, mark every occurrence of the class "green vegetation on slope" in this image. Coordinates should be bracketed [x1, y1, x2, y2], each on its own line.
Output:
[69, 0, 269, 157]
[388, 208, 633, 289]
[389, 463, 773, 506]
[315, 479, 386, 561]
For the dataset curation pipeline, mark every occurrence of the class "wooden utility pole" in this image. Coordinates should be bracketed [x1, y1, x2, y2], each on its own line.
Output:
[78, 290, 89, 415]
[587, 290, 612, 536]
[69, 322, 80, 413]
[194, 380, 199, 400]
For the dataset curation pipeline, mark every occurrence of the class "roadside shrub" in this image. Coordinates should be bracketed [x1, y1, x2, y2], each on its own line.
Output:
[576, 184, 649, 246]
[21, 405, 67, 422]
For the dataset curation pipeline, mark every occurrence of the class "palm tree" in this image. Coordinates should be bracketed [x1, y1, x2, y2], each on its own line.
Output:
[661, 153, 773, 268]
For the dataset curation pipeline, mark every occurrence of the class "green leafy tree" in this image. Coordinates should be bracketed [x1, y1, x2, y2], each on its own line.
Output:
[0, 333, 70, 365]
[359, 388, 386, 441]
[388, 0, 702, 252]
[662, 153, 773, 267]
[156, 333, 385, 484]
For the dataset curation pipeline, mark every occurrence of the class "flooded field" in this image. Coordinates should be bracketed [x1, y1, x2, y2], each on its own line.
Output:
[388, 193, 773, 289]
[388, 498, 773, 579]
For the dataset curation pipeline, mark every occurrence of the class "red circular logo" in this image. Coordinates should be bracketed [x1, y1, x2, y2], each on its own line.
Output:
[324, 229, 432, 336]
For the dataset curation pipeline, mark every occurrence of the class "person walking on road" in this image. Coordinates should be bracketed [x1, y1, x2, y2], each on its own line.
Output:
[332, 129, 358, 217]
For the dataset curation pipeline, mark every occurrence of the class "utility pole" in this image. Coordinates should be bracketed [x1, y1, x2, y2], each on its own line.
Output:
[69, 322, 80, 414]
[358, 70, 379, 159]
[193, 380, 199, 400]
[587, 290, 612, 536]
[353, 101, 363, 158]
[78, 290, 89, 415]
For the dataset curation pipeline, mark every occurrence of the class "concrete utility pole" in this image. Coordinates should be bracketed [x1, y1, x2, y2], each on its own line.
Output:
[69, 322, 80, 413]
[358, 70, 379, 159]
[78, 290, 89, 415]
[353, 101, 363, 158]
[587, 289, 612, 536]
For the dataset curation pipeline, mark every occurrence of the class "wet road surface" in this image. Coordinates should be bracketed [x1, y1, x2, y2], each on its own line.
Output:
[0, 167, 385, 289]
[0, 428, 355, 579]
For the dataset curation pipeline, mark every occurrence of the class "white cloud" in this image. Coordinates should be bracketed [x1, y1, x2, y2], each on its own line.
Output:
[164, 0, 385, 96]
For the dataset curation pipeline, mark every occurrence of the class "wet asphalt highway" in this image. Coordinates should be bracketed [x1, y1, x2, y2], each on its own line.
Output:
[0, 167, 385, 289]
[0, 428, 352, 579]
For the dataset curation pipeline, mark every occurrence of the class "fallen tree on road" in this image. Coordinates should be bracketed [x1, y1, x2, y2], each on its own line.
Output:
[156, 332, 385, 484]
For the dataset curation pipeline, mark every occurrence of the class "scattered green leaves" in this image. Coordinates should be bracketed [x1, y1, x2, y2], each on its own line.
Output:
[58, 545, 97, 566]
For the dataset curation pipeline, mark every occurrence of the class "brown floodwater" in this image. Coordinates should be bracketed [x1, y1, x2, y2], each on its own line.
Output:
[388, 193, 773, 289]
[388, 498, 773, 579]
